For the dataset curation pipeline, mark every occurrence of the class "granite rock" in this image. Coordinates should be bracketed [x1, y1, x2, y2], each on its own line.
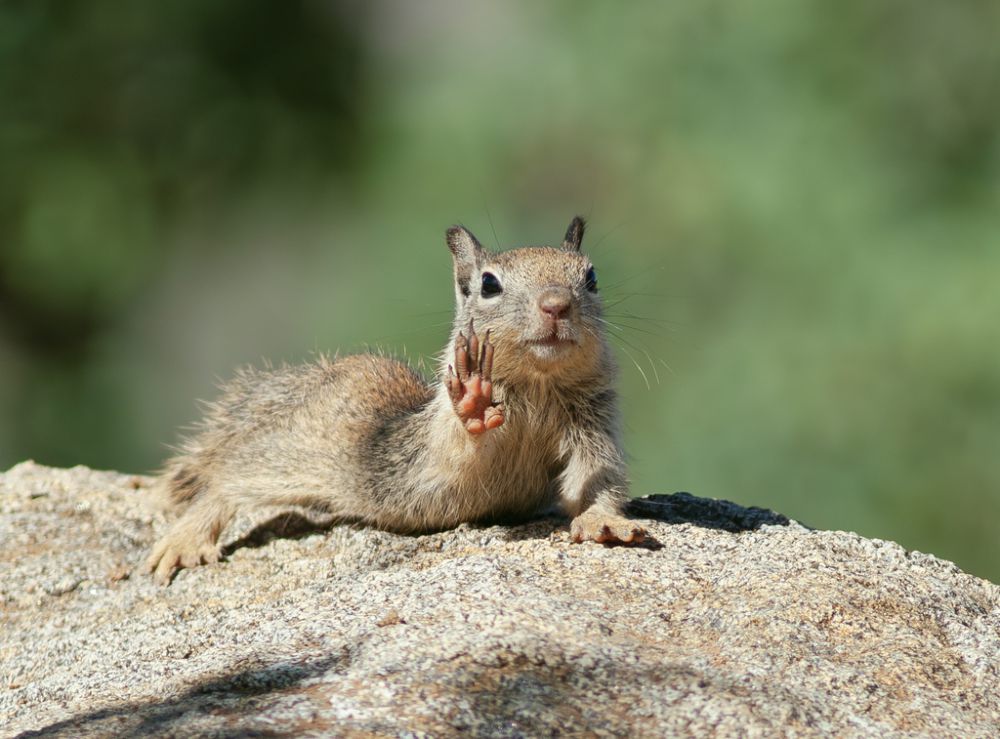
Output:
[1, 461, 997, 737]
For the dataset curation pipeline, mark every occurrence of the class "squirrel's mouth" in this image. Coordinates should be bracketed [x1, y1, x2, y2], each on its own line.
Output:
[524, 331, 578, 353]
[528, 336, 571, 347]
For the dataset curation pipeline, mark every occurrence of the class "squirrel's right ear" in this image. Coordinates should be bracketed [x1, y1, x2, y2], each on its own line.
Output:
[446, 226, 484, 302]
[562, 216, 586, 251]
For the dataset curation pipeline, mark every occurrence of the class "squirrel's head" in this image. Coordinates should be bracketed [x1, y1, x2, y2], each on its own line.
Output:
[446, 216, 612, 385]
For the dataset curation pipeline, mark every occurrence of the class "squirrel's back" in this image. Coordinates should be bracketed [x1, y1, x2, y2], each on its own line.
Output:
[162, 354, 433, 510]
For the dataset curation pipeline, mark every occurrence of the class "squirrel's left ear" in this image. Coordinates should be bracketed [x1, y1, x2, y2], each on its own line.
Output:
[446, 225, 485, 303]
[562, 216, 586, 251]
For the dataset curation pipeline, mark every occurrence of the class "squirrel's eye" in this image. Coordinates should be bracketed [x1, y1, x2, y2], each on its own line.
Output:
[584, 267, 597, 292]
[481, 272, 503, 298]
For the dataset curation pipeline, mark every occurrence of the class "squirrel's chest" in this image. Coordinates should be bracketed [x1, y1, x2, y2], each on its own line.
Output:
[406, 399, 572, 525]
[492, 401, 567, 469]
[455, 417, 563, 519]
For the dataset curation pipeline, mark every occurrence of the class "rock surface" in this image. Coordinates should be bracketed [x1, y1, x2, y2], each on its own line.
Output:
[1, 461, 998, 738]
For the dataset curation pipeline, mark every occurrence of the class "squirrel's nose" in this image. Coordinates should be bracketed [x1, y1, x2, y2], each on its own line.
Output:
[538, 287, 572, 319]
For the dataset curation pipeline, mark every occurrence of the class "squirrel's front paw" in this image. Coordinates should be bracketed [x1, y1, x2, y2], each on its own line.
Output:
[571, 510, 646, 545]
[448, 319, 505, 435]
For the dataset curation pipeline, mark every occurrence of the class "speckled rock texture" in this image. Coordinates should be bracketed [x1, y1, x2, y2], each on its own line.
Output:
[1, 462, 998, 738]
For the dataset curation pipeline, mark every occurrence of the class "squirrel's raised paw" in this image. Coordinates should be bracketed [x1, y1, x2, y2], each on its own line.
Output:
[448, 319, 505, 435]
[144, 530, 222, 585]
[570, 510, 646, 545]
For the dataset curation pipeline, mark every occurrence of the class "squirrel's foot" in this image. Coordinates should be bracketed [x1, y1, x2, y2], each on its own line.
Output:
[144, 515, 224, 585]
[448, 318, 505, 435]
[570, 509, 646, 545]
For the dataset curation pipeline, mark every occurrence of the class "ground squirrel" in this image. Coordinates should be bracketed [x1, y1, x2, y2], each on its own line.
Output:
[146, 216, 645, 583]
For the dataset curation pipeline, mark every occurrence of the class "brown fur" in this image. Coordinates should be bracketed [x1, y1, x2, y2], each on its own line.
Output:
[146, 217, 644, 584]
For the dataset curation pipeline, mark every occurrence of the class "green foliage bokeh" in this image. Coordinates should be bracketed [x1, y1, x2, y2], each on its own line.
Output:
[1, 1, 997, 581]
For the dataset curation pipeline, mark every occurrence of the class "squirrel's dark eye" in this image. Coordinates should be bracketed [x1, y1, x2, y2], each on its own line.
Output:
[481, 271, 503, 298]
[584, 266, 598, 292]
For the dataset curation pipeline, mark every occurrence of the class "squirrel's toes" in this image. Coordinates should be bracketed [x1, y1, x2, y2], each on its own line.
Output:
[145, 525, 223, 585]
[570, 510, 646, 545]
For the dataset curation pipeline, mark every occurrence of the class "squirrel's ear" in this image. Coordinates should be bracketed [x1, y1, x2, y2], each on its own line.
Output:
[446, 226, 484, 302]
[562, 216, 586, 251]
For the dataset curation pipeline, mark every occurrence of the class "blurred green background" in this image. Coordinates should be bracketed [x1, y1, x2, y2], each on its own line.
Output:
[1, 1, 997, 582]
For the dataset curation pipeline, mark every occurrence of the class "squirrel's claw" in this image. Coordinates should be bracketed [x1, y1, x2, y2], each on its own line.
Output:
[447, 365, 463, 404]
[481, 330, 494, 383]
[467, 321, 480, 374]
[454, 333, 469, 379]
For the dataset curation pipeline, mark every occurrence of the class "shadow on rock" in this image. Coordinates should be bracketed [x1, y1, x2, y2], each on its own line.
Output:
[497, 492, 794, 546]
[493, 516, 564, 542]
[222, 511, 351, 556]
[627, 492, 795, 533]
[14, 653, 348, 738]
[423, 649, 717, 736]
[214, 492, 793, 562]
